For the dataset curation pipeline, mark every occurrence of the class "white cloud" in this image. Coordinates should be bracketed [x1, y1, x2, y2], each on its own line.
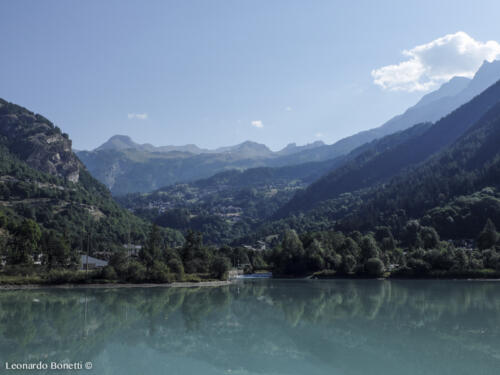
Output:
[127, 113, 148, 120]
[315, 132, 323, 138]
[251, 120, 263, 128]
[372, 32, 500, 92]
[285, 106, 293, 112]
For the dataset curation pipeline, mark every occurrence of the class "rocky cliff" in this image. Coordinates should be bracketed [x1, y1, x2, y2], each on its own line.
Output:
[0, 99, 80, 182]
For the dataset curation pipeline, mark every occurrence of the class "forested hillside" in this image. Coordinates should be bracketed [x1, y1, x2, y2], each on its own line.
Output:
[279, 78, 500, 216]
[245, 88, 500, 278]
[119, 120, 433, 244]
[4, 73, 500, 282]
[339, 101, 500, 235]
[116, 160, 341, 244]
[0, 99, 183, 270]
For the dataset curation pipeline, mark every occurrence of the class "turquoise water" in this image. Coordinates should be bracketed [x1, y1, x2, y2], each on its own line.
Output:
[1, 279, 499, 374]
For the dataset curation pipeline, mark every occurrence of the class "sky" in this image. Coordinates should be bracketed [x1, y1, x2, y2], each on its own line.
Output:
[1, 0, 500, 151]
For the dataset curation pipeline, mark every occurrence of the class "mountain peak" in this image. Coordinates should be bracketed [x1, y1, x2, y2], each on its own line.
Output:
[96, 135, 140, 151]
[228, 141, 273, 157]
[450, 59, 500, 101]
[414, 76, 470, 109]
[472, 59, 500, 83]
[277, 140, 326, 156]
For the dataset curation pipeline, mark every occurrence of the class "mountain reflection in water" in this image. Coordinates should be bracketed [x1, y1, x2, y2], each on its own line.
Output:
[0, 279, 499, 375]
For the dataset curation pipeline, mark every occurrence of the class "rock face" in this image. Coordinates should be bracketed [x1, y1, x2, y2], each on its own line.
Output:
[0, 99, 80, 182]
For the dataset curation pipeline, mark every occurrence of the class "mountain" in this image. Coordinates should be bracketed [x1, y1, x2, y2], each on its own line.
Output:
[0, 98, 183, 255]
[213, 141, 274, 158]
[95, 136, 322, 158]
[116, 166, 311, 244]
[412, 76, 471, 108]
[0, 101, 80, 183]
[77, 138, 327, 195]
[96, 134, 142, 152]
[279, 77, 500, 216]
[277, 141, 325, 156]
[77, 61, 500, 197]
[118, 121, 438, 245]
[305, 60, 500, 162]
[337, 99, 500, 237]
[96, 135, 209, 154]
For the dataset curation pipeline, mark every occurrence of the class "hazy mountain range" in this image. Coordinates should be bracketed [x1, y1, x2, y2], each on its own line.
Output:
[2, 60, 500, 251]
[120, 73, 500, 246]
[278, 75, 500, 217]
[95, 134, 326, 158]
[77, 60, 500, 195]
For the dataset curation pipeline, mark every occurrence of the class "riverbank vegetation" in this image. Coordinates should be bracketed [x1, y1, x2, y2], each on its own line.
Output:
[0, 221, 265, 285]
[268, 219, 500, 279]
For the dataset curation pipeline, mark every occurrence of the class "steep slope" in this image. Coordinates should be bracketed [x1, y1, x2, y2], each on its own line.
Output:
[115, 156, 346, 244]
[279, 78, 500, 216]
[0, 99, 80, 183]
[119, 119, 437, 245]
[0, 99, 183, 253]
[78, 62, 500, 196]
[307, 60, 500, 162]
[338, 99, 500, 235]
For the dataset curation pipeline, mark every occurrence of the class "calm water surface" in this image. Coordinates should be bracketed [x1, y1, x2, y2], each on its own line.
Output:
[0, 279, 499, 375]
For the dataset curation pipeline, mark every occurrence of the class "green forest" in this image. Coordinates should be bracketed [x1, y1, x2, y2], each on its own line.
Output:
[1, 74, 500, 284]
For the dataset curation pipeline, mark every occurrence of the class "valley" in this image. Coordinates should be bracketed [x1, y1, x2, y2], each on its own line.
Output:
[1, 61, 500, 284]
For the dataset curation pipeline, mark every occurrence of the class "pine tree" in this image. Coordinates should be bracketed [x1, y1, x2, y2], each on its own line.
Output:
[478, 219, 498, 250]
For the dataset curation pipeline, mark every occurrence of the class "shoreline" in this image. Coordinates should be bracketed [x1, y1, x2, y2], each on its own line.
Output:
[3, 276, 500, 290]
[0, 280, 234, 290]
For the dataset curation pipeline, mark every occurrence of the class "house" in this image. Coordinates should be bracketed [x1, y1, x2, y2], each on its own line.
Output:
[80, 255, 108, 270]
[124, 244, 142, 257]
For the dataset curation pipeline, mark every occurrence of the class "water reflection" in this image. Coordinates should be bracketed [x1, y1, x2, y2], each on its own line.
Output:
[0, 280, 499, 374]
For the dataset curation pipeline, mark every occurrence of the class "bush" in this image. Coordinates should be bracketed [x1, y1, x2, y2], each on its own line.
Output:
[341, 254, 356, 274]
[150, 261, 173, 283]
[0, 274, 43, 285]
[2, 265, 37, 276]
[44, 269, 89, 284]
[407, 258, 431, 275]
[167, 258, 185, 281]
[101, 266, 118, 281]
[183, 274, 202, 283]
[124, 261, 147, 283]
[364, 258, 385, 277]
[210, 256, 231, 280]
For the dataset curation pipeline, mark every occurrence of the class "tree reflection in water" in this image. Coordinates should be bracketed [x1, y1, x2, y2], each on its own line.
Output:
[0, 280, 499, 375]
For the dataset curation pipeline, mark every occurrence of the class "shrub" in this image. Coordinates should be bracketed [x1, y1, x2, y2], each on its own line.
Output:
[364, 258, 385, 277]
[44, 269, 89, 284]
[150, 261, 173, 283]
[167, 258, 185, 281]
[183, 274, 202, 283]
[101, 266, 118, 281]
[341, 254, 356, 274]
[210, 256, 231, 280]
[407, 258, 431, 275]
[124, 261, 147, 283]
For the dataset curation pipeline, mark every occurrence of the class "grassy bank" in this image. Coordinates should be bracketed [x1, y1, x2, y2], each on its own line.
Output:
[0, 269, 225, 287]
[310, 268, 500, 280]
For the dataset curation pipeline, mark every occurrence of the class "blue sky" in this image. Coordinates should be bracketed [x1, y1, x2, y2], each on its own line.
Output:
[1, 0, 500, 151]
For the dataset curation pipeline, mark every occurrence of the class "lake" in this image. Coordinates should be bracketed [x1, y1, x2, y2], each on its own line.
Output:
[0, 279, 499, 374]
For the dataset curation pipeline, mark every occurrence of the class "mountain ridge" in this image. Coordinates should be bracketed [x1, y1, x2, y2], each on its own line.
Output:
[278, 76, 500, 216]
[0, 98, 183, 254]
